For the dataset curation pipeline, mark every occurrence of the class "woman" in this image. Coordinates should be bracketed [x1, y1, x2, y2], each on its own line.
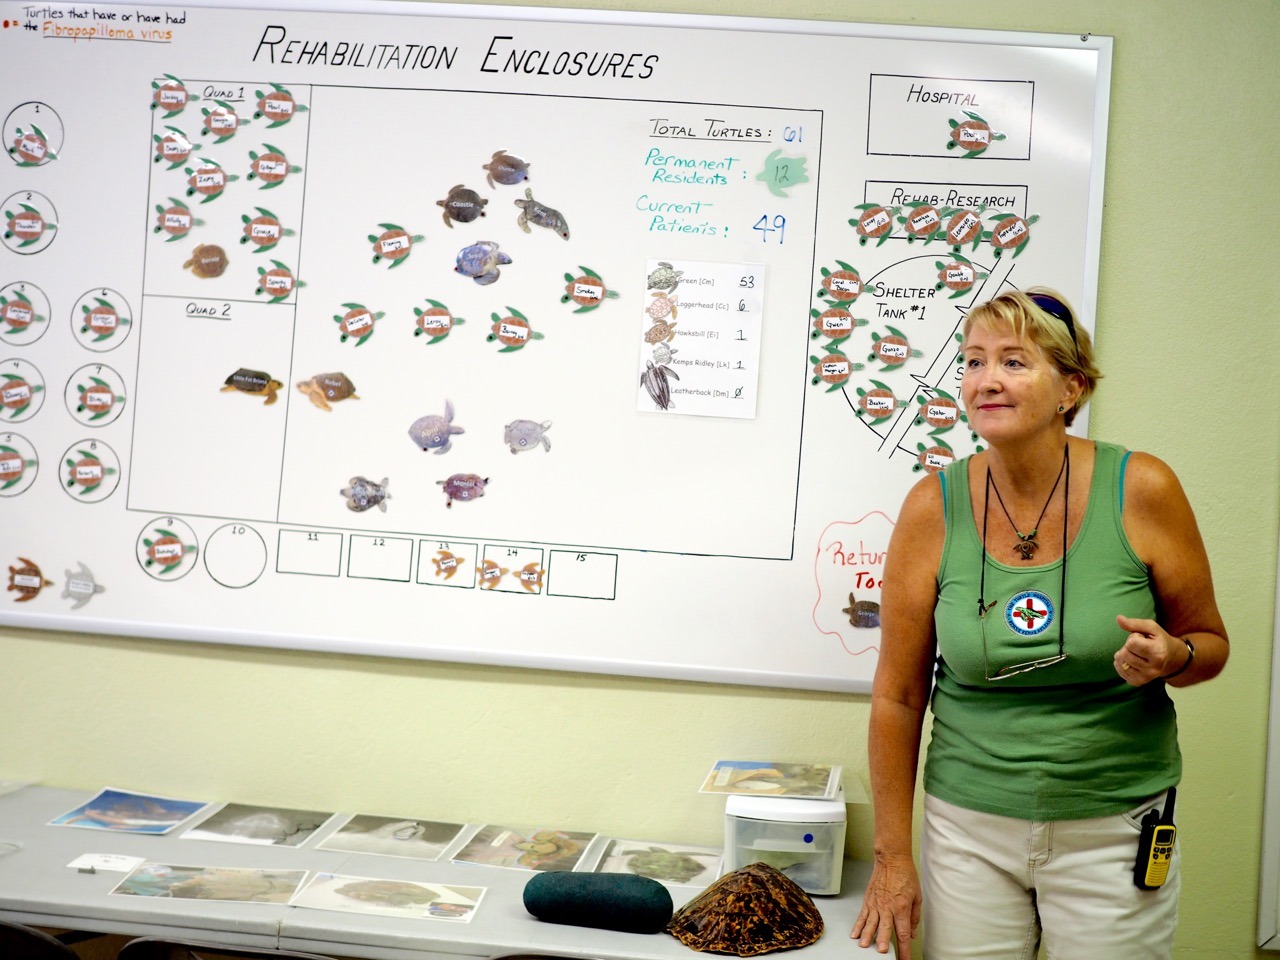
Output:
[851, 288, 1228, 960]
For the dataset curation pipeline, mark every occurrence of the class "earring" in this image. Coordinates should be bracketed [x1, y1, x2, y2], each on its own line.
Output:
[1058, 405, 1066, 413]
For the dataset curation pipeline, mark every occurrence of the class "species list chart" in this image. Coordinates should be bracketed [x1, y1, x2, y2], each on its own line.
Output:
[0, 1, 1111, 692]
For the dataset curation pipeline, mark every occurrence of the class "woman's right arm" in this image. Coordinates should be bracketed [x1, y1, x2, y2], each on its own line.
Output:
[851, 474, 945, 960]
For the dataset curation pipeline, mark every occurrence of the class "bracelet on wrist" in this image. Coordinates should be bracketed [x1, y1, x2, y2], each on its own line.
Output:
[1162, 636, 1195, 680]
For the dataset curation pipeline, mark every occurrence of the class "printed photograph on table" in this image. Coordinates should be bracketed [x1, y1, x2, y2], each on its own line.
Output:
[318, 813, 468, 860]
[48, 787, 210, 834]
[289, 872, 487, 920]
[451, 824, 598, 871]
[698, 760, 843, 799]
[596, 838, 722, 886]
[110, 861, 308, 902]
[179, 801, 337, 846]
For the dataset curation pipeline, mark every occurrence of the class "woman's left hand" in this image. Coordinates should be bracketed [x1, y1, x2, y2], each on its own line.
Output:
[1113, 614, 1186, 685]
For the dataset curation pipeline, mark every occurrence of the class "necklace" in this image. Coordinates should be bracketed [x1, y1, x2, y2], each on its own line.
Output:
[978, 445, 1071, 680]
[986, 445, 1067, 560]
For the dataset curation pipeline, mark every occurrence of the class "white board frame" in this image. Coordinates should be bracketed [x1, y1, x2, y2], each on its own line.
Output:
[0, 0, 1112, 691]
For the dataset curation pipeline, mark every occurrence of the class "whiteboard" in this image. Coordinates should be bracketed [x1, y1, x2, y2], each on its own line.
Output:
[0, 0, 1111, 692]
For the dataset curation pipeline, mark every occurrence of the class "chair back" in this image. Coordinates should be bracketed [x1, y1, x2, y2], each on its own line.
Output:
[116, 937, 337, 960]
[0, 919, 78, 960]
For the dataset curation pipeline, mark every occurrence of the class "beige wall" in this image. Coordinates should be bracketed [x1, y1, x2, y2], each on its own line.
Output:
[3, 1, 1277, 958]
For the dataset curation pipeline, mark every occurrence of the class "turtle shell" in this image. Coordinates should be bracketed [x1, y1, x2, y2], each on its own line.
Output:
[7, 559, 50, 598]
[871, 335, 911, 366]
[859, 388, 899, 420]
[146, 535, 186, 568]
[1, 379, 32, 409]
[152, 81, 190, 113]
[946, 209, 983, 246]
[0, 299, 35, 329]
[312, 372, 356, 402]
[855, 206, 893, 240]
[68, 456, 104, 489]
[938, 261, 977, 290]
[950, 120, 992, 152]
[484, 150, 529, 187]
[83, 305, 121, 336]
[438, 473, 488, 507]
[813, 354, 852, 385]
[155, 205, 194, 238]
[155, 131, 193, 165]
[644, 319, 676, 344]
[256, 90, 298, 123]
[666, 862, 823, 956]
[0, 449, 28, 481]
[184, 244, 228, 278]
[438, 185, 487, 224]
[491, 316, 531, 347]
[647, 294, 676, 321]
[186, 163, 229, 197]
[917, 444, 955, 473]
[225, 368, 275, 393]
[917, 396, 960, 428]
[416, 307, 455, 337]
[203, 105, 241, 139]
[242, 214, 283, 247]
[6, 212, 46, 242]
[903, 204, 942, 238]
[565, 276, 607, 306]
[813, 308, 854, 341]
[248, 151, 291, 184]
[257, 267, 296, 297]
[820, 269, 862, 301]
[12, 132, 49, 165]
[845, 595, 882, 628]
[372, 229, 415, 261]
[990, 216, 1032, 250]
[340, 308, 376, 339]
[79, 384, 116, 413]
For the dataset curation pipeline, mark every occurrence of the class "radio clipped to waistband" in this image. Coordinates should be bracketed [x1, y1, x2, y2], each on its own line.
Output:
[1134, 787, 1176, 890]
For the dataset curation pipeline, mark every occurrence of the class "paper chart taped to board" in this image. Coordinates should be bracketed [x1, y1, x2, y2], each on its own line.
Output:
[0, 0, 1110, 692]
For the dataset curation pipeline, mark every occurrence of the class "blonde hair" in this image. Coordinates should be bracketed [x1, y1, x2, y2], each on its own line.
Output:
[963, 286, 1102, 425]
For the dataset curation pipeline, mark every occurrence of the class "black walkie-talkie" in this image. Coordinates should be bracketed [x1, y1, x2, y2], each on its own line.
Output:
[1134, 787, 1177, 890]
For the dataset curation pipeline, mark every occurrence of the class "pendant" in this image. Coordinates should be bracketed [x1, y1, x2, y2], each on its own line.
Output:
[1013, 537, 1038, 560]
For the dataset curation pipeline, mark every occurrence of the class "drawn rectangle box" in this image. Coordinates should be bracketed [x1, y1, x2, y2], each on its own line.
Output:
[547, 550, 617, 600]
[348, 535, 413, 582]
[277, 530, 342, 577]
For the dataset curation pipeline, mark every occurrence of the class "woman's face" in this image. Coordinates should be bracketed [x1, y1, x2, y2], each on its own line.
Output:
[960, 322, 1076, 445]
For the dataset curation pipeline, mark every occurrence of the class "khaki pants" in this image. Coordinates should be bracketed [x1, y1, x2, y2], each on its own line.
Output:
[920, 792, 1180, 959]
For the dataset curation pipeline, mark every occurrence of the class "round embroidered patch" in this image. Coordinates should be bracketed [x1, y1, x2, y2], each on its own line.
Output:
[1005, 590, 1054, 636]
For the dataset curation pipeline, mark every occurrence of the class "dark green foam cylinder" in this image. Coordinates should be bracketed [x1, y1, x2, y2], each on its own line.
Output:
[523, 872, 674, 934]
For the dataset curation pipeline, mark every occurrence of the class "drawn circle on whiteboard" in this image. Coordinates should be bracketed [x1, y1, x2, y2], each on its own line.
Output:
[0, 431, 37, 496]
[0, 281, 51, 346]
[0, 358, 46, 423]
[71, 287, 133, 352]
[2, 190, 59, 254]
[59, 438, 121, 503]
[136, 516, 200, 581]
[203, 523, 268, 588]
[64, 363, 127, 427]
[4, 102, 65, 167]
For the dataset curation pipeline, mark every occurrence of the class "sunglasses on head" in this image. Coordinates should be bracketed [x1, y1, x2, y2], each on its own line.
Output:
[1028, 293, 1077, 344]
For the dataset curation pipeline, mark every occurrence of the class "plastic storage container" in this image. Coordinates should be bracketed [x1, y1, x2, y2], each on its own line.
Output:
[722, 790, 846, 895]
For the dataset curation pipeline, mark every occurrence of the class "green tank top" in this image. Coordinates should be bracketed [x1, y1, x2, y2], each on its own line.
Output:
[924, 440, 1180, 820]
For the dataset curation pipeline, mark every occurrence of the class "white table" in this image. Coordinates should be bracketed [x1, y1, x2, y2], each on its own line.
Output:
[0, 787, 882, 959]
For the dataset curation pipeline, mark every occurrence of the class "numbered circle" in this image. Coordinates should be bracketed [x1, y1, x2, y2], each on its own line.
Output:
[64, 363, 127, 427]
[59, 439, 120, 503]
[0, 432, 38, 497]
[71, 288, 133, 351]
[2, 190, 59, 254]
[0, 281, 51, 346]
[136, 516, 200, 581]
[0, 358, 45, 423]
[204, 523, 268, 588]
[4, 102, 65, 167]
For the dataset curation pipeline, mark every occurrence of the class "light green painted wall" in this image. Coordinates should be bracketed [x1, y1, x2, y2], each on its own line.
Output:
[2, 1, 1276, 957]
